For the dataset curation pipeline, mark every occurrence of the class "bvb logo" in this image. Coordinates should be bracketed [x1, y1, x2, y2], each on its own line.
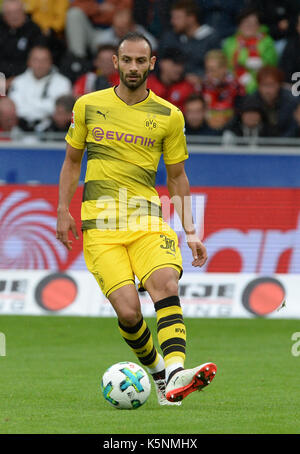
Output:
[96, 274, 105, 289]
[144, 114, 157, 131]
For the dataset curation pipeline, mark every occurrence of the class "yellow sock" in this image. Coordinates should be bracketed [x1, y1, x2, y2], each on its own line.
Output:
[118, 317, 160, 369]
[155, 295, 186, 369]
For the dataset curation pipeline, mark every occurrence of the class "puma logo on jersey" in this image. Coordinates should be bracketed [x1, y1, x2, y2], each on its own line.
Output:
[97, 110, 108, 119]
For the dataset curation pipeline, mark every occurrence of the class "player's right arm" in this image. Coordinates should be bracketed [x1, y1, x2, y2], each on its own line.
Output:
[57, 96, 88, 250]
[56, 144, 84, 250]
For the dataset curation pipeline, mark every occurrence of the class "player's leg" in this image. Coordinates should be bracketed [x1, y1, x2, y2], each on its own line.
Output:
[83, 229, 168, 404]
[128, 223, 186, 378]
[144, 267, 217, 403]
[129, 221, 217, 403]
[108, 283, 179, 406]
[143, 267, 186, 383]
[127, 226, 185, 403]
[108, 283, 164, 374]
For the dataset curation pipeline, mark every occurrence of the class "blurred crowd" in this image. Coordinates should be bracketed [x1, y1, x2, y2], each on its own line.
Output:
[1, 0, 300, 144]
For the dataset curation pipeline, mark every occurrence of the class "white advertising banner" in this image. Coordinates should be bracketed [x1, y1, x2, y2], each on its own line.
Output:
[0, 270, 299, 318]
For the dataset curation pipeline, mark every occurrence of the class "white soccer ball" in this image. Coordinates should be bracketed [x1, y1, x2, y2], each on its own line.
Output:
[101, 361, 151, 410]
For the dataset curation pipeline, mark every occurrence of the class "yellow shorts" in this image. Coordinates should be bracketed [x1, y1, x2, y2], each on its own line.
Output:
[83, 217, 183, 297]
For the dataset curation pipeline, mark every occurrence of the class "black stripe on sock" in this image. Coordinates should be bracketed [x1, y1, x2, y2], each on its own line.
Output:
[138, 346, 158, 366]
[160, 337, 186, 357]
[118, 317, 143, 334]
[154, 295, 180, 312]
[123, 328, 151, 350]
[157, 314, 184, 333]
[162, 344, 186, 357]
[160, 337, 186, 351]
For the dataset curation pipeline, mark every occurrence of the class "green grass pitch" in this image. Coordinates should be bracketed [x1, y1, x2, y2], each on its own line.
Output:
[0, 315, 299, 434]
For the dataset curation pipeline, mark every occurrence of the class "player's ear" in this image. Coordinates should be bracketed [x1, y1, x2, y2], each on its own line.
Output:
[150, 55, 156, 71]
[112, 54, 119, 70]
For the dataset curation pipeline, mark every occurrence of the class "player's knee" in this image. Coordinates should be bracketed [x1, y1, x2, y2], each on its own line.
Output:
[118, 308, 142, 328]
[150, 276, 179, 297]
[162, 278, 179, 296]
[145, 268, 179, 299]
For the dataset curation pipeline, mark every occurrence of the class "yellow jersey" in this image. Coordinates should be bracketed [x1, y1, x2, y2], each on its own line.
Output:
[65, 87, 188, 230]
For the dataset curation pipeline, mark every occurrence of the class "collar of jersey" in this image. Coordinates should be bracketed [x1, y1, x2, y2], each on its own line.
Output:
[113, 86, 151, 107]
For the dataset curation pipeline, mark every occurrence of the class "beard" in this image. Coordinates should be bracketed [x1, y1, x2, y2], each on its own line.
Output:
[118, 65, 151, 90]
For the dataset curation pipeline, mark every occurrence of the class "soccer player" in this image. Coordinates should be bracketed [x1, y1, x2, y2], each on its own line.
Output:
[56, 32, 217, 405]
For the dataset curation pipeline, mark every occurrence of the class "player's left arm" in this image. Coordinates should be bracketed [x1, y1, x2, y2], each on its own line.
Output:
[166, 161, 207, 268]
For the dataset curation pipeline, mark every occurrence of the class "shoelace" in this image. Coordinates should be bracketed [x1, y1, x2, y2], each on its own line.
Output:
[155, 379, 166, 396]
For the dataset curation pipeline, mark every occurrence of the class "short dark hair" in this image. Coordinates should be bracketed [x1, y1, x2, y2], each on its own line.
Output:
[55, 95, 76, 112]
[117, 32, 153, 57]
[185, 93, 206, 107]
[171, 0, 201, 23]
[240, 97, 264, 116]
[96, 44, 117, 56]
[28, 45, 53, 62]
[236, 6, 261, 25]
[160, 47, 186, 65]
[257, 65, 285, 84]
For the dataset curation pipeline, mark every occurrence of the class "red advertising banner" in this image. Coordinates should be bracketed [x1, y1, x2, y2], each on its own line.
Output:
[0, 185, 299, 274]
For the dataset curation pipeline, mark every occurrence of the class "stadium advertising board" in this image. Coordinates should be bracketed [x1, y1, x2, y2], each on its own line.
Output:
[0, 270, 296, 318]
[0, 185, 299, 274]
[0, 185, 299, 318]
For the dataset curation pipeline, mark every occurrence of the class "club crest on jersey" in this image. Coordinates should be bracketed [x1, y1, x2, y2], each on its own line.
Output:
[144, 114, 157, 131]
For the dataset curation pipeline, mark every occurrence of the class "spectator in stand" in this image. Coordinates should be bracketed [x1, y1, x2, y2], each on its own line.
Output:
[8, 45, 72, 132]
[66, 0, 133, 58]
[21, 0, 69, 35]
[290, 103, 300, 137]
[183, 94, 215, 135]
[21, 0, 69, 65]
[196, 0, 249, 40]
[0, 0, 44, 82]
[159, 0, 220, 83]
[36, 95, 76, 138]
[222, 97, 270, 146]
[147, 48, 195, 112]
[73, 44, 119, 98]
[279, 13, 300, 84]
[95, 8, 157, 51]
[248, 0, 300, 55]
[223, 7, 278, 94]
[201, 49, 245, 132]
[245, 66, 299, 138]
[70, 0, 133, 28]
[133, 0, 173, 38]
[0, 97, 21, 140]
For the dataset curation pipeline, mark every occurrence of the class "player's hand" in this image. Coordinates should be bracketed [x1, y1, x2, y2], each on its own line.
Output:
[56, 208, 79, 251]
[186, 232, 207, 267]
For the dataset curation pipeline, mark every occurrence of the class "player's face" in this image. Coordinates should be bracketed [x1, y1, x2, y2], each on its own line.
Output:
[114, 40, 156, 90]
